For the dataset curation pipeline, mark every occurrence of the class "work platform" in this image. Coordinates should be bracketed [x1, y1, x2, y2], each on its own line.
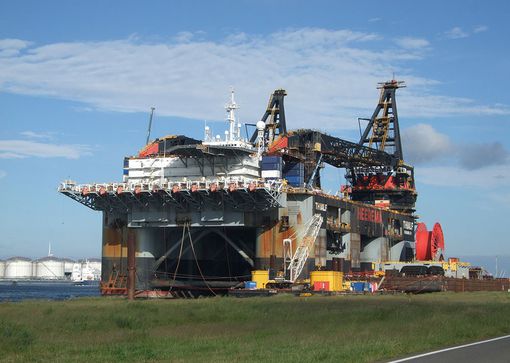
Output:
[58, 178, 284, 213]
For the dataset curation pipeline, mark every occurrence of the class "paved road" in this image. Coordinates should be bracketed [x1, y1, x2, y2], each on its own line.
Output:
[388, 335, 510, 363]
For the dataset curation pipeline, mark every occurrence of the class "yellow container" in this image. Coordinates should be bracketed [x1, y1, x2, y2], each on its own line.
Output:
[251, 270, 269, 289]
[310, 271, 343, 291]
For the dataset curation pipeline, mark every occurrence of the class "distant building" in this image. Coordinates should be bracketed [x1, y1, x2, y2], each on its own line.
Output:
[0, 257, 101, 280]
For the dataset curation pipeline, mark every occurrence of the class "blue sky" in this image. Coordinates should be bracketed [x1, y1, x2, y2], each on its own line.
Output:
[1, 1, 509, 273]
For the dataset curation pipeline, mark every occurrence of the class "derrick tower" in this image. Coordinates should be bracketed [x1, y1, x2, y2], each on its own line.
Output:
[359, 79, 404, 160]
[348, 80, 416, 213]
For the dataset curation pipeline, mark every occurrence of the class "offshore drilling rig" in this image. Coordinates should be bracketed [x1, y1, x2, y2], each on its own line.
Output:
[59, 80, 453, 296]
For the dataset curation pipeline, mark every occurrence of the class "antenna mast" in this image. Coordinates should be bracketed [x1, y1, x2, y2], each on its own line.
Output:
[225, 87, 239, 141]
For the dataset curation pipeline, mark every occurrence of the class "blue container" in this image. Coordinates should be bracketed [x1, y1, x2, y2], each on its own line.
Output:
[287, 181, 302, 187]
[351, 282, 365, 292]
[285, 176, 304, 184]
[284, 162, 303, 169]
[286, 178, 302, 183]
[285, 173, 304, 179]
[262, 163, 282, 171]
[285, 169, 303, 175]
[244, 281, 257, 289]
[284, 163, 304, 186]
[283, 162, 304, 177]
[262, 156, 282, 163]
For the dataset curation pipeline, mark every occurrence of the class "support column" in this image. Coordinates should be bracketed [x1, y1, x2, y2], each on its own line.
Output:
[127, 229, 136, 300]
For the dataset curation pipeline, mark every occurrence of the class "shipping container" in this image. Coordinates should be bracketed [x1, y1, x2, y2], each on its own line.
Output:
[244, 281, 257, 289]
[285, 170, 304, 176]
[261, 163, 283, 171]
[262, 156, 282, 164]
[351, 282, 365, 292]
[283, 163, 304, 175]
[251, 270, 269, 289]
[262, 170, 282, 179]
[285, 176, 304, 187]
[283, 161, 304, 186]
[283, 161, 304, 173]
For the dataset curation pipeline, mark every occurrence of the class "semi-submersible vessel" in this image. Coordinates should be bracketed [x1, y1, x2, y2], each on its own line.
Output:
[59, 80, 450, 295]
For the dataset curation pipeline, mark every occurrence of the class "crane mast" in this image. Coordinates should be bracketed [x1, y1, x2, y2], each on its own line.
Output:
[284, 214, 323, 283]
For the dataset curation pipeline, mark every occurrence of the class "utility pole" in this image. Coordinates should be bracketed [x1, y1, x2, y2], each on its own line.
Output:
[145, 107, 155, 145]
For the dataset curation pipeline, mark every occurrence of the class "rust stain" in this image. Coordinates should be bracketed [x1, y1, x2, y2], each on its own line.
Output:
[103, 228, 127, 258]
[257, 227, 273, 258]
[297, 212, 302, 225]
[103, 243, 128, 258]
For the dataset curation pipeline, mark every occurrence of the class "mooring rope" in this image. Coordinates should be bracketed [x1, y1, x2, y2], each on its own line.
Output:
[172, 223, 187, 283]
[187, 222, 217, 296]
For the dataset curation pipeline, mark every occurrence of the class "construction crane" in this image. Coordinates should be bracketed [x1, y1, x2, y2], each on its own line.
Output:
[145, 107, 156, 145]
[263, 81, 417, 213]
[284, 214, 323, 283]
[348, 80, 416, 213]
[250, 89, 287, 145]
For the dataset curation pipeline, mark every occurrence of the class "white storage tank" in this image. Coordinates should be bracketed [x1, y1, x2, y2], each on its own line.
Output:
[62, 258, 75, 277]
[5, 257, 33, 279]
[0, 260, 5, 278]
[34, 257, 65, 280]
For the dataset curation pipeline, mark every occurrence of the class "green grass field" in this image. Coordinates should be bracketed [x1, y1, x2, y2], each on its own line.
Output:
[1, 292, 509, 362]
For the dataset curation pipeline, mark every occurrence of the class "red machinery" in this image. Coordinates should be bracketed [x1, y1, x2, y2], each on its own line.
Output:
[415, 222, 445, 261]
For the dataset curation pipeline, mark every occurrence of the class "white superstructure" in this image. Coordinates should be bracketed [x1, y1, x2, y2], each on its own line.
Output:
[87, 259, 102, 277]
[72, 259, 101, 282]
[126, 155, 260, 184]
[124, 89, 262, 186]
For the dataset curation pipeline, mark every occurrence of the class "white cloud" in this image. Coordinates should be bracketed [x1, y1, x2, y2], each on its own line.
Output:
[402, 124, 452, 164]
[445, 27, 469, 39]
[0, 39, 30, 49]
[394, 37, 430, 50]
[444, 25, 488, 40]
[457, 142, 509, 170]
[20, 131, 55, 140]
[0, 140, 92, 159]
[0, 170, 6, 179]
[0, 38, 31, 57]
[173, 31, 195, 43]
[473, 25, 488, 33]
[402, 123, 509, 174]
[0, 30, 508, 131]
[417, 165, 510, 188]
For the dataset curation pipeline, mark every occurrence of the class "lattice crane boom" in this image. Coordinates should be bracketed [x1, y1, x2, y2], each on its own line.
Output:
[288, 214, 323, 282]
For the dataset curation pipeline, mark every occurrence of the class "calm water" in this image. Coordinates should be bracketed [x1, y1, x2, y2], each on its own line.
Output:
[0, 281, 101, 302]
